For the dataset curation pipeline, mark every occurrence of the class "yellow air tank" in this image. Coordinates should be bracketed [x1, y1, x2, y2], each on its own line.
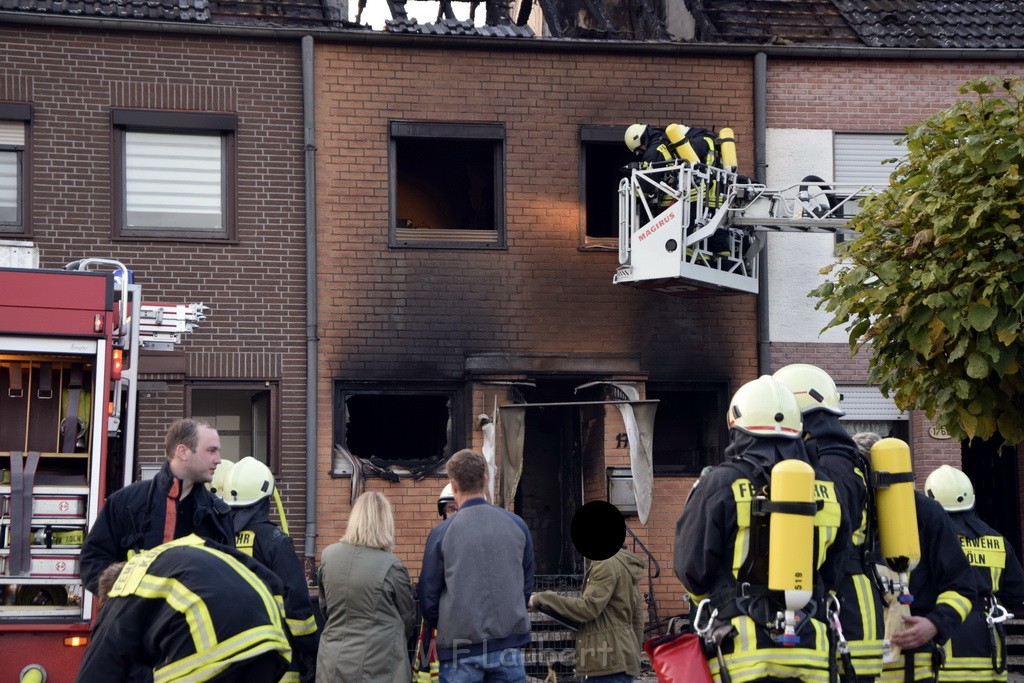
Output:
[665, 123, 700, 164]
[718, 127, 738, 171]
[768, 459, 816, 611]
[870, 438, 920, 574]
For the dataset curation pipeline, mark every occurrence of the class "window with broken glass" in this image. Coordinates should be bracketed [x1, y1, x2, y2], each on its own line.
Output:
[646, 383, 729, 475]
[579, 126, 634, 248]
[0, 104, 31, 234]
[389, 121, 505, 249]
[332, 383, 463, 476]
[112, 110, 236, 240]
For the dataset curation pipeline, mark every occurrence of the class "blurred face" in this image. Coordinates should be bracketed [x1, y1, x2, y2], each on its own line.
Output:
[178, 426, 222, 486]
[442, 501, 458, 519]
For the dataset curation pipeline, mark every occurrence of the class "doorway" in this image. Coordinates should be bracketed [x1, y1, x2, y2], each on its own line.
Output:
[961, 436, 1022, 557]
[513, 379, 596, 576]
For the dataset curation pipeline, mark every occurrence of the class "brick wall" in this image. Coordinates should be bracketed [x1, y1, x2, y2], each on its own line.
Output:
[0, 27, 310, 547]
[314, 44, 761, 617]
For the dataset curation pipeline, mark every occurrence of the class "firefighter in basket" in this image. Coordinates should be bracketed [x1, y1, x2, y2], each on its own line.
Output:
[673, 375, 850, 683]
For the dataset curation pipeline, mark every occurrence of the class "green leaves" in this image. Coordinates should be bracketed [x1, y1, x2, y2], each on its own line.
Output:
[812, 76, 1024, 445]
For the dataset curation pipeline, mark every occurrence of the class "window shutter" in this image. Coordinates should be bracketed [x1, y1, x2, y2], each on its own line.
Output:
[838, 385, 908, 421]
[0, 121, 24, 222]
[125, 131, 222, 231]
[834, 133, 906, 186]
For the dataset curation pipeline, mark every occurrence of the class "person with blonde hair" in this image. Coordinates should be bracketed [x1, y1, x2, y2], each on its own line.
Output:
[316, 490, 416, 683]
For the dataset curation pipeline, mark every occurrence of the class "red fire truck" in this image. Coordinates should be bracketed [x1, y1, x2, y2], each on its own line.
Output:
[0, 255, 206, 682]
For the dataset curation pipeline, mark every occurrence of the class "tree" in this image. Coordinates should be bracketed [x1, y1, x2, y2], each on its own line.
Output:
[813, 76, 1024, 444]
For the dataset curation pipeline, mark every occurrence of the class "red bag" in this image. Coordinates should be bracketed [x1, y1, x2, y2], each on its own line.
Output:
[643, 632, 714, 683]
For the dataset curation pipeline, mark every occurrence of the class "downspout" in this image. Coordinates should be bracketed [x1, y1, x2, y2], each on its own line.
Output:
[754, 51, 770, 376]
[301, 34, 320, 576]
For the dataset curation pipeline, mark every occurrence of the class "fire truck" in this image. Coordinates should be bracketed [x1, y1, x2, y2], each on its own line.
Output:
[0, 250, 206, 682]
[614, 158, 878, 295]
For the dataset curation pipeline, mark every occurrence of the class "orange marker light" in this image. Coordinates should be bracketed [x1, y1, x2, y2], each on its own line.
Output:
[93, 314, 104, 333]
[64, 635, 89, 647]
[112, 349, 123, 380]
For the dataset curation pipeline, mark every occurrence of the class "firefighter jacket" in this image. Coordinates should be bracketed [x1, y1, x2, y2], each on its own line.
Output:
[674, 433, 850, 683]
[640, 129, 673, 168]
[809, 411, 885, 680]
[880, 493, 977, 683]
[938, 509, 1024, 683]
[531, 548, 646, 678]
[75, 534, 292, 683]
[80, 462, 235, 595]
[231, 500, 319, 683]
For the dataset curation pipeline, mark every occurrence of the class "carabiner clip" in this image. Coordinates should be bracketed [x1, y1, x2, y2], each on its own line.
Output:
[987, 602, 1013, 626]
[693, 598, 718, 638]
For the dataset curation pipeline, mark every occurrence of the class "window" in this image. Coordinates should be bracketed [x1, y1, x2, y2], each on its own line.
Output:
[647, 383, 729, 475]
[834, 133, 906, 246]
[580, 126, 634, 247]
[837, 384, 910, 443]
[332, 382, 462, 471]
[112, 110, 236, 240]
[390, 121, 505, 248]
[187, 383, 277, 471]
[0, 103, 31, 234]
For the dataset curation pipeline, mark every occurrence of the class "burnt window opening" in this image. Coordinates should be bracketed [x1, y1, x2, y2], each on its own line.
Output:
[647, 384, 728, 475]
[334, 386, 462, 470]
[390, 121, 505, 249]
[579, 126, 634, 247]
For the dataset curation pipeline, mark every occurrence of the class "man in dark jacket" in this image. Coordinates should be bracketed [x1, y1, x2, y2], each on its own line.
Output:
[925, 465, 1024, 683]
[79, 418, 234, 595]
[418, 449, 535, 682]
[77, 534, 291, 683]
[220, 456, 319, 683]
[775, 363, 884, 683]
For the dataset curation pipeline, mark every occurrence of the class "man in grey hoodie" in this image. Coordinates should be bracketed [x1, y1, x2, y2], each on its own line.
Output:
[418, 449, 536, 682]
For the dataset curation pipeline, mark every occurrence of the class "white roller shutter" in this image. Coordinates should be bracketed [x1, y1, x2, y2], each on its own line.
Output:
[834, 133, 906, 186]
[838, 385, 908, 421]
[0, 121, 23, 223]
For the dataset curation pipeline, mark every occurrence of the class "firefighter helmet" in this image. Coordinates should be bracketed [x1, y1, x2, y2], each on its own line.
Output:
[924, 464, 975, 512]
[222, 456, 275, 507]
[773, 363, 844, 416]
[727, 375, 802, 439]
[207, 458, 235, 499]
[624, 124, 648, 153]
[438, 483, 457, 518]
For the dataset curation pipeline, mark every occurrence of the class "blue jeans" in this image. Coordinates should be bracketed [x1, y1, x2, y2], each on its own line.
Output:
[439, 648, 526, 683]
[585, 675, 634, 683]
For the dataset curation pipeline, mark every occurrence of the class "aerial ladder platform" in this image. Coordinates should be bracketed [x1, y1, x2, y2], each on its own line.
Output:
[614, 161, 879, 295]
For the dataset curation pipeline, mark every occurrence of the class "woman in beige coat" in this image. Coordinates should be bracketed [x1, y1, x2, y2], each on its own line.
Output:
[317, 491, 417, 683]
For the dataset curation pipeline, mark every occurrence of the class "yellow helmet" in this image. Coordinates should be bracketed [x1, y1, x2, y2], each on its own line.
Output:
[924, 465, 975, 512]
[727, 375, 802, 439]
[772, 363, 844, 415]
[207, 458, 235, 499]
[221, 456, 275, 507]
[624, 124, 648, 153]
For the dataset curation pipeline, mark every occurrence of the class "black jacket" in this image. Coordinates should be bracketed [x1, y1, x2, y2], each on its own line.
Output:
[232, 500, 319, 679]
[76, 535, 291, 683]
[80, 462, 234, 594]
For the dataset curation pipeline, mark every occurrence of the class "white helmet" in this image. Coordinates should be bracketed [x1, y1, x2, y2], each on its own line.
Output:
[925, 465, 975, 512]
[221, 456, 275, 507]
[438, 483, 456, 518]
[772, 363, 844, 415]
[624, 124, 648, 153]
[727, 376, 802, 439]
[207, 458, 235, 499]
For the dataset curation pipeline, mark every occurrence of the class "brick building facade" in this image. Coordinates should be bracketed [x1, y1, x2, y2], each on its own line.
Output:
[0, 25, 312, 546]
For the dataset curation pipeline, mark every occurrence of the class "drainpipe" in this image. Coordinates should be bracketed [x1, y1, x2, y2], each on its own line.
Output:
[754, 51, 770, 376]
[301, 34, 320, 575]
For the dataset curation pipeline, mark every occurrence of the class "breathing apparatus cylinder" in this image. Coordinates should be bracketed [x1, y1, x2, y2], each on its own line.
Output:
[665, 123, 700, 164]
[768, 459, 815, 614]
[718, 127, 738, 171]
[870, 438, 920, 572]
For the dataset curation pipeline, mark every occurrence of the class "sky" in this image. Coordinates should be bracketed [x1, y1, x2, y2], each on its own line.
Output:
[348, 0, 476, 29]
